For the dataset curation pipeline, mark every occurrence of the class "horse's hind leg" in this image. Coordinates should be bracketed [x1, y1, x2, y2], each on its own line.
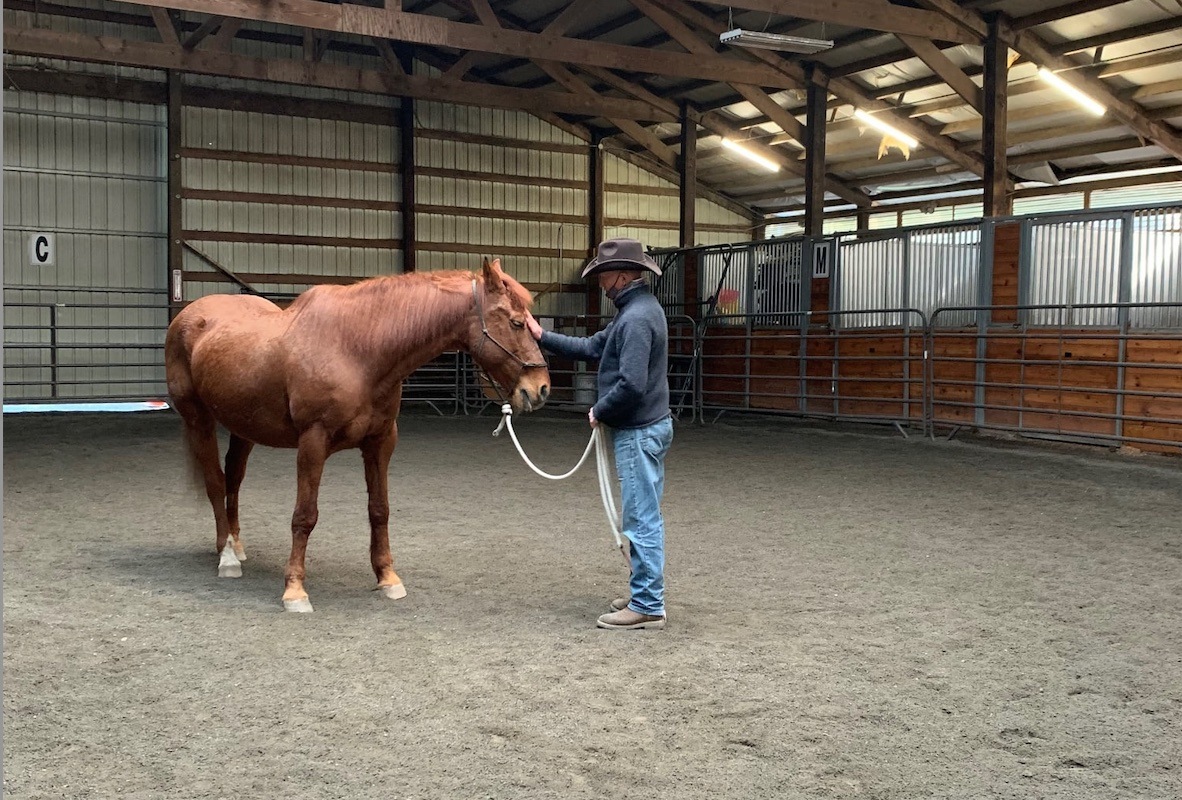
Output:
[283, 426, 329, 613]
[180, 413, 239, 577]
[224, 434, 254, 562]
[362, 424, 405, 601]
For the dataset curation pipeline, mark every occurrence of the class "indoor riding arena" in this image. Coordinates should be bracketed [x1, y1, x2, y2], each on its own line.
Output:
[4, 2, 1182, 799]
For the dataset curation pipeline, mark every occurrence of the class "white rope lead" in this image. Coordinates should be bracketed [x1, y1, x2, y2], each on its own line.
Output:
[494, 403, 628, 560]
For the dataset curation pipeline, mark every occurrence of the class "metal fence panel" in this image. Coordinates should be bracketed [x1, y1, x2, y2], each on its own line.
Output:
[750, 238, 804, 326]
[699, 245, 750, 320]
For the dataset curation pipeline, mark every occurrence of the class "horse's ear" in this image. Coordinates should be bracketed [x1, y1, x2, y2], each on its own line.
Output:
[482, 256, 505, 292]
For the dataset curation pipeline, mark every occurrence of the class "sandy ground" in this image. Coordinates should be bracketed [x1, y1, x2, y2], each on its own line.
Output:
[3, 408, 1181, 799]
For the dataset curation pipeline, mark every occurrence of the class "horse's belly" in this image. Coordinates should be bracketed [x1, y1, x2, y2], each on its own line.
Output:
[191, 334, 300, 447]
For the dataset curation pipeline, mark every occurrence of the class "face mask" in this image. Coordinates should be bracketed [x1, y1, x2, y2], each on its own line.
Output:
[605, 276, 637, 301]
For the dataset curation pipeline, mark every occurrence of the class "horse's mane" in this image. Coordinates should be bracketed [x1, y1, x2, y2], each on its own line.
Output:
[285, 269, 533, 356]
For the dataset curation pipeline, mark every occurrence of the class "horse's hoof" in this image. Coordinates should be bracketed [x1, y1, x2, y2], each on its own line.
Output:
[218, 544, 242, 578]
[283, 597, 314, 613]
[377, 583, 407, 600]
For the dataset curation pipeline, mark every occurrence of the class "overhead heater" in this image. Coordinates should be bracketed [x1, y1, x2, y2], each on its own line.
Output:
[719, 28, 834, 54]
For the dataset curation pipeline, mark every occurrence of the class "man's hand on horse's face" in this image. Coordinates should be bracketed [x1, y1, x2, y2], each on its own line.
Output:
[525, 312, 544, 341]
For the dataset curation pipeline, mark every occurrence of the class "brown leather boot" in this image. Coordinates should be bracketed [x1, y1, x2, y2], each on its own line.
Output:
[596, 608, 666, 630]
[609, 597, 630, 611]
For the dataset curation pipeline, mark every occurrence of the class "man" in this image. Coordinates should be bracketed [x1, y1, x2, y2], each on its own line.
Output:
[525, 238, 673, 631]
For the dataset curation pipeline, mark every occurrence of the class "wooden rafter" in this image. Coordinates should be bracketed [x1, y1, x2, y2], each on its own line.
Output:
[655, 0, 992, 182]
[698, 0, 977, 44]
[4, 25, 677, 122]
[111, 0, 802, 88]
[149, 8, 179, 46]
[896, 34, 982, 112]
[183, 14, 223, 49]
[629, 0, 806, 144]
[465, 0, 678, 169]
[918, 1, 1182, 163]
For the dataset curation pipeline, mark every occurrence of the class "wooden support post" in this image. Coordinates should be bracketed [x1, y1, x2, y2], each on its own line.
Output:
[803, 74, 827, 237]
[678, 101, 696, 249]
[983, 15, 1011, 217]
[397, 48, 416, 272]
[167, 70, 183, 317]
[587, 137, 604, 317]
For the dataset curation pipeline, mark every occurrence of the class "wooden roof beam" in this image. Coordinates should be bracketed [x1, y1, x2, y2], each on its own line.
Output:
[697, 0, 977, 44]
[918, 2, 1182, 163]
[896, 34, 982, 112]
[658, 0, 991, 181]
[464, 0, 679, 169]
[114, 0, 802, 88]
[4, 25, 678, 122]
[629, 0, 807, 144]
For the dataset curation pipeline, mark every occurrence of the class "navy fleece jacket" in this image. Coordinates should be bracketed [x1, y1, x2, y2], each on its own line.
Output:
[540, 281, 670, 429]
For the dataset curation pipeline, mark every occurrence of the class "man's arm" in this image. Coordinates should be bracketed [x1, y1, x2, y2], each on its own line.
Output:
[526, 312, 608, 362]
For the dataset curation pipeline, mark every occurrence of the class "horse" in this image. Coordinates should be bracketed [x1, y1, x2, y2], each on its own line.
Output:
[164, 257, 550, 612]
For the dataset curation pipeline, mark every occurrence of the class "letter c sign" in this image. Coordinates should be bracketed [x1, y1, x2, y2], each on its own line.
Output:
[29, 233, 55, 267]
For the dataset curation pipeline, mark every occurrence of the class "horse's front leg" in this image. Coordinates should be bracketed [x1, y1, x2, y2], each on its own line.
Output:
[283, 427, 328, 613]
[362, 424, 406, 600]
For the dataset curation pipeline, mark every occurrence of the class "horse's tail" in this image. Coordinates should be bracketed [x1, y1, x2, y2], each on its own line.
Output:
[182, 424, 208, 496]
[165, 308, 212, 497]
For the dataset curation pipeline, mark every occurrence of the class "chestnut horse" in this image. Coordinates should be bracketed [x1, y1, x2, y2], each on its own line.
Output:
[165, 258, 550, 612]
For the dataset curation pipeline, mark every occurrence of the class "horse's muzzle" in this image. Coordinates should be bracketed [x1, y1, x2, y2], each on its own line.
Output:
[517, 383, 548, 413]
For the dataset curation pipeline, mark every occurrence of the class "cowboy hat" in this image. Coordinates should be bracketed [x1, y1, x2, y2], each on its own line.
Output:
[580, 237, 662, 278]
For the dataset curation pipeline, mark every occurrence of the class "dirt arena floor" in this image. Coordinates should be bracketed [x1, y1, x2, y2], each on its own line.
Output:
[4, 407, 1181, 799]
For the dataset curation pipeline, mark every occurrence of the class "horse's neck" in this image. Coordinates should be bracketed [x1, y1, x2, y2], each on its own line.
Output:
[320, 278, 472, 380]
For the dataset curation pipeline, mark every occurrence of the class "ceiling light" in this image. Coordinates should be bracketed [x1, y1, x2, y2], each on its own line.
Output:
[719, 28, 834, 55]
[720, 138, 781, 173]
[1037, 67, 1106, 117]
[853, 109, 919, 149]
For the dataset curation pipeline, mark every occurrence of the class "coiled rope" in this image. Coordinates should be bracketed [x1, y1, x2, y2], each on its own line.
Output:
[493, 403, 629, 565]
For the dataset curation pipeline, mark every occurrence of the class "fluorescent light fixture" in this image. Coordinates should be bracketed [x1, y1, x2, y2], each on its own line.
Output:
[719, 28, 834, 54]
[720, 137, 781, 173]
[1037, 67, 1106, 117]
[852, 109, 920, 149]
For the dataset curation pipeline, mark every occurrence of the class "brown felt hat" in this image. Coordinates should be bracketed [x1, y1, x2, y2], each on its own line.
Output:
[580, 237, 662, 278]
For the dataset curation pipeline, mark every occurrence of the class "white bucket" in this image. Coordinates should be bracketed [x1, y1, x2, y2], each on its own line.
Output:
[573, 372, 597, 406]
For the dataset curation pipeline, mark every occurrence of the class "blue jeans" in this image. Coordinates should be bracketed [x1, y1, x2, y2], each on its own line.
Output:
[612, 416, 674, 617]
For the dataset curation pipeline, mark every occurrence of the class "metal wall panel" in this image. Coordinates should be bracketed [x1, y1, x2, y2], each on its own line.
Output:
[836, 237, 905, 327]
[1026, 217, 1123, 326]
[909, 224, 981, 326]
[1130, 206, 1182, 328]
[181, 104, 401, 295]
[415, 100, 588, 291]
[5, 3, 164, 84]
[3, 90, 167, 400]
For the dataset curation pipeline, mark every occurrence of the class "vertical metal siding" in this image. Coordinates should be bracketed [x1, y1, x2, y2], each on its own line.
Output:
[750, 239, 804, 325]
[1130, 206, 1182, 328]
[3, 91, 167, 400]
[1027, 217, 1122, 325]
[837, 237, 905, 327]
[909, 224, 981, 326]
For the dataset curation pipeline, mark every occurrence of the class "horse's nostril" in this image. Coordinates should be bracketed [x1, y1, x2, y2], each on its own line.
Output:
[540, 385, 550, 400]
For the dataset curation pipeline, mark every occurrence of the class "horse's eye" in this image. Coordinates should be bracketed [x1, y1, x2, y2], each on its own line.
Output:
[511, 319, 525, 329]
